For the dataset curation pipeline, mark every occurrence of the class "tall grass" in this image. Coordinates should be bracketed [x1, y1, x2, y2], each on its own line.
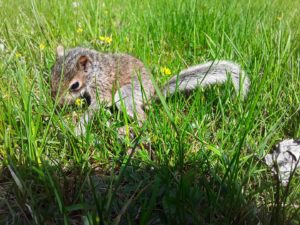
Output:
[0, 0, 299, 224]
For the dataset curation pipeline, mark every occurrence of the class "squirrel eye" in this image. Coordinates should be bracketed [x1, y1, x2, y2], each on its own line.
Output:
[70, 81, 80, 91]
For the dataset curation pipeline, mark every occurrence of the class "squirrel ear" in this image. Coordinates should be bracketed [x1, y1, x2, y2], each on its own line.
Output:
[77, 55, 91, 71]
[56, 45, 64, 58]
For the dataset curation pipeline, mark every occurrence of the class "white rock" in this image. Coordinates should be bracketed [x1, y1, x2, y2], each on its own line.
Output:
[265, 139, 300, 186]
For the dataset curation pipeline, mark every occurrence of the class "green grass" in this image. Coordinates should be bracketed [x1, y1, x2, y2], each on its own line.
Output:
[0, 0, 300, 224]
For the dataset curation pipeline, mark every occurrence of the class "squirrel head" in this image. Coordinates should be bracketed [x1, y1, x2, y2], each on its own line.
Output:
[51, 45, 93, 106]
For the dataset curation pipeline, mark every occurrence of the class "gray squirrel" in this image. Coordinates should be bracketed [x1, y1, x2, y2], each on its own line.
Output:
[51, 46, 250, 135]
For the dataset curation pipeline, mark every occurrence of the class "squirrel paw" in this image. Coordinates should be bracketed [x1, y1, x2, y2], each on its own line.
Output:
[74, 123, 86, 136]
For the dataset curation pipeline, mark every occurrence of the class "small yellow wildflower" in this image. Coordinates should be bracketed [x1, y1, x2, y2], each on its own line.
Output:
[277, 16, 283, 21]
[99, 36, 112, 44]
[96, 216, 100, 223]
[39, 43, 45, 50]
[160, 67, 171, 75]
[75, 98, 84, 107]
[15, 52, 22, 58]
[77, 27, 83, 33]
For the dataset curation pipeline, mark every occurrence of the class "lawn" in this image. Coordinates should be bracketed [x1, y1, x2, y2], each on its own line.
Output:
[0, 0, 299, 224]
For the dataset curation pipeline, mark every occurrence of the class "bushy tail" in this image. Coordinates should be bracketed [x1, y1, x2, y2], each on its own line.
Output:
[162, 60, 250, 98]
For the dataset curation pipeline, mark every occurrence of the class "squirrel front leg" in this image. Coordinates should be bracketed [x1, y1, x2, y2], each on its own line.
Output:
[114, 83, 149, 138]
[114, 85, 146, 120]
[75, 82, 152, 137]
[74, 102, 99, 136]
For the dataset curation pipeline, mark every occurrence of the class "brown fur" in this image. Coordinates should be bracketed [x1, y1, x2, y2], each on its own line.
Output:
[51, 46, 249, 135]
[51, 46, 155, 135]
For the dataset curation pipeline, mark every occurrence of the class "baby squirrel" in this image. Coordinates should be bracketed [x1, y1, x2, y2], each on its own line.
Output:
[51, 45, 250, 135]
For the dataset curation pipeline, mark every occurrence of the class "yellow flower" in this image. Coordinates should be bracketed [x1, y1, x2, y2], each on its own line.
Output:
[99, 36, 112, 44]
[160, 67, 171, 75]
[77, 27, 83, 33]
[96, 216, 100, 223]
[75, 98, 84, 107]
[15, 52, 22, 58]
[39, 43, 45, 50]
[277, 16, 283, 21]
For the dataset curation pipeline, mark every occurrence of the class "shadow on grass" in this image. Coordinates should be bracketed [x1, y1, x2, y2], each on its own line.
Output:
[0, 88, 299, 225]
[1, 148, 299, 225]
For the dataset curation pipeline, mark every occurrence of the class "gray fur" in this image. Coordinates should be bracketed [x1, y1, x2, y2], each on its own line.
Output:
[51, 47, 250, 136]
[163, 60, 250, 98]
[114, 83, 146, 121]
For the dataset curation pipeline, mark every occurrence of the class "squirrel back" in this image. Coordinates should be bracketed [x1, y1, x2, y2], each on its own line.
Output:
[51, 46, 155, 107]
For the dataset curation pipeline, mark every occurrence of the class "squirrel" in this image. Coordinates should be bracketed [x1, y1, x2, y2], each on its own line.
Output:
[51, 45, 250, 136]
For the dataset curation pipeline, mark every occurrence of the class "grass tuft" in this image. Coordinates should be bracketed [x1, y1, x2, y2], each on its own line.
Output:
[0, 0, 299, 224]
